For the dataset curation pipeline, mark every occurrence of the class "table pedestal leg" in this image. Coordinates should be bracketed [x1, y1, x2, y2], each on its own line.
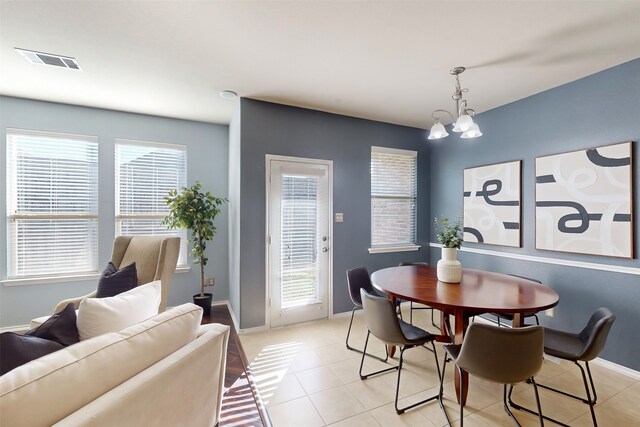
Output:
[453, 311, 469, 406]
[386, 295, 397, 358]
[512, 312, 524, 327]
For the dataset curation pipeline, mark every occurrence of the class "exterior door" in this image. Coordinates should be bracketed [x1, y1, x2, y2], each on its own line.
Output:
[267, 157, 331, 328]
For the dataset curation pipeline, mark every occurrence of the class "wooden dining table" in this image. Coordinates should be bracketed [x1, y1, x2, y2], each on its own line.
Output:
[371, 264, 560, 406]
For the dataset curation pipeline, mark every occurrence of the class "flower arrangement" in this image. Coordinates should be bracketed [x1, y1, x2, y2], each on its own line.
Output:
[434, 216, 462, 249]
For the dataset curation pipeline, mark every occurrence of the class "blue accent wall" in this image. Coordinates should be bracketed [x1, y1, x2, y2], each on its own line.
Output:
[233, 99, 430, 328]
[0, 96, 229, 327]
[429, 59, 640, 370]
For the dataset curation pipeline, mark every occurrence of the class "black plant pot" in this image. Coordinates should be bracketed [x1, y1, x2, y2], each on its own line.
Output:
[193, 293, 213, 317]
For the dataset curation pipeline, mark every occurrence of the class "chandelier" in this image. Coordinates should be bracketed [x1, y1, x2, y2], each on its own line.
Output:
[428, 67, 482, 140]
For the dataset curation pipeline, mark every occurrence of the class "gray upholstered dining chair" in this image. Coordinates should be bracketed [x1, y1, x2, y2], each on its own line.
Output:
[441, 322, 545, 426]
[359, 289, 449, 418]
[399, 261, 438, 327]
[345, 267, 389, 362]
[509, 307, 615, 427]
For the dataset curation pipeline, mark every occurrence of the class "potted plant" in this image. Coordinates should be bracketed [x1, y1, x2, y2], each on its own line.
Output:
[163, 181, 226, 316]
[434, 216, 463, 283]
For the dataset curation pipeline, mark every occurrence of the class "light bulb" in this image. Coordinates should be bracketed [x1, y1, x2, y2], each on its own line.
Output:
[428, 122, 449, 140]
[461, 123, 482, 138]
[454, 114, 473, 132]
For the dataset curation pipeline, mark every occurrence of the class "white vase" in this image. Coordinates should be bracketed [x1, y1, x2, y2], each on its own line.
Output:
[437, 247, 462, 283]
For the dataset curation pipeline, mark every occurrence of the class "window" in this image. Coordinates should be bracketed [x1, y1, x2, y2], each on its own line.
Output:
[7, 129, 99, 279]
[115, 139, 188, 267]
[370, 146, 418, 252]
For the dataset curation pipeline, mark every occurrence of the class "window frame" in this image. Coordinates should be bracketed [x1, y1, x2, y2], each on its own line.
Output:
[5, 128, 100, 281]
[368, 146, 420, 254]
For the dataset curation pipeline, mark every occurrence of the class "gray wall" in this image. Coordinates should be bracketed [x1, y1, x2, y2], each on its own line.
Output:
[234, 99, 430, 329]
[429, 59, 640, 370]
[0, 96, 229, 327]
[228, 103, 241, 322]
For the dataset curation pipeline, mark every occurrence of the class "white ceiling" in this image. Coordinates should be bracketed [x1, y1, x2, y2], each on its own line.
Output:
[1, 1, 639, 129]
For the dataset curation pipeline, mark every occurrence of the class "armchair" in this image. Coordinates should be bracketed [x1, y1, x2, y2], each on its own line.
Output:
[53, 236, 180, 314]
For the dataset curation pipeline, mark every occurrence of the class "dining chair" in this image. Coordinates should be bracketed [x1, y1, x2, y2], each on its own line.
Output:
[345, 267, 389, 362]
[509, 307, 615, 427]
[441, 322, 545, 426]
[399, 262, 439, 328]
[359, 289, 449, 418]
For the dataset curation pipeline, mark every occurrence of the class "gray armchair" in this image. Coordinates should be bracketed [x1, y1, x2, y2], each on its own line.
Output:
[53, 236, 180, 314]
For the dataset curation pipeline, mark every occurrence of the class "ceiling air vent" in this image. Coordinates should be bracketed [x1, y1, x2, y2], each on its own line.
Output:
[15, 48, 82, 71]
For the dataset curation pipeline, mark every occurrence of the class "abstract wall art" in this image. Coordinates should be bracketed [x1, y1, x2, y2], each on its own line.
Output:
[535, 141, 633, 258]
[463, 160, 521, 247]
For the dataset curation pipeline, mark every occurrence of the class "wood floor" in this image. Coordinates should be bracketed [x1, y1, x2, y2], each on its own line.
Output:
[203, 305, 272, 427]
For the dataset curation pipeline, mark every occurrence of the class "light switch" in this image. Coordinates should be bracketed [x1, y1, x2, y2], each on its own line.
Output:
[335, 212, 344, 223]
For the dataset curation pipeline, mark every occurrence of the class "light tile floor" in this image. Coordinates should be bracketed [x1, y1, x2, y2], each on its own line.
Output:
[239, 308, 639, 426]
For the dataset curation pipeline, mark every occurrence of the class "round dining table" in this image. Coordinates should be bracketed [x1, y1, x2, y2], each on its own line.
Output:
[371, 264, 560, 406]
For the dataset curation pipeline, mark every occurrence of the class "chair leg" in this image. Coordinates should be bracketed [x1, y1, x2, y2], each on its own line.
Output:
[508, 381, 571, 427]
[579, 362, 598, 426]
[534, 361, 598, 408]
[347, 307, 388, 363]
[345, 307, 356, 349]
[534, 314, 540, 325]
[409, 301, 413, 324]
[585, 362, 598, 404]
[431, 308, 439, 328]
[531, 378, 545, 426]
[439, 353, 453, 426]
[359, 331, 397, 380]
[458, 366, 465, 427]
[394, 344, 445, 415]
[502, 385, 523, 427]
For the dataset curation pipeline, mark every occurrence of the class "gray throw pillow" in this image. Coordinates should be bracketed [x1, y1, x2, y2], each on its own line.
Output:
[0, 333, 64, 376]
[96, 261, 138, 298]
[26, 303, 79, 347]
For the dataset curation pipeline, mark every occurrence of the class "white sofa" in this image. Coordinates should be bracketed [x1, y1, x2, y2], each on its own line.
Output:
[0, 303, 230, 427]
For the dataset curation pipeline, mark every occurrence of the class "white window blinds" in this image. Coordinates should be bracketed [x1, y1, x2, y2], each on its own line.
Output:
[7, 129, 99, 278]
[115, 140, 188, 267]
[280, 173, 320, 308]
[371, 146, 417, 247]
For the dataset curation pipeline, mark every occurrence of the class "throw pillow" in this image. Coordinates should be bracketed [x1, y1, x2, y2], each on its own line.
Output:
[25, 303, 79, 346]
[0, 333, 64, 375]
[76, 280, 161, 341]
[96, 261, 138, 298]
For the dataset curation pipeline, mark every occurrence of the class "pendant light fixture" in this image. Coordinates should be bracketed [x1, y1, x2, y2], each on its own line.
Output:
[428, 67, 482, 140]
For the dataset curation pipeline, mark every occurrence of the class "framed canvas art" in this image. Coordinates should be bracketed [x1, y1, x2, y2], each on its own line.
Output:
[535, 141, 633, 258]
[463, 160, 521, 247]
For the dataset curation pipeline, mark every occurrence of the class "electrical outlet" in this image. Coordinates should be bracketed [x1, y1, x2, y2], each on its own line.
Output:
[206, 277, 215, 287]
[335, 212, 344, 223]
[545, 307, 555, 317]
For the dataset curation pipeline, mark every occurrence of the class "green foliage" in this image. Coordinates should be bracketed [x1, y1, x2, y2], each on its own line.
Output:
[163, 181, 227, 297]
[434, 216, 462, 249]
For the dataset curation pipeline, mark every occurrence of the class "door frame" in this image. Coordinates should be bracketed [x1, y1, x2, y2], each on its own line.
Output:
[265, 154, 334, 330]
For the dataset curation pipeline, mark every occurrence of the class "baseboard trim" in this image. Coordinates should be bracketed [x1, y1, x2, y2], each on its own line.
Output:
[429, 243, 640, 276]
[238, 324, 269, 335]
[332, 310, 355, 319]
[591, 357, 640, 380]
